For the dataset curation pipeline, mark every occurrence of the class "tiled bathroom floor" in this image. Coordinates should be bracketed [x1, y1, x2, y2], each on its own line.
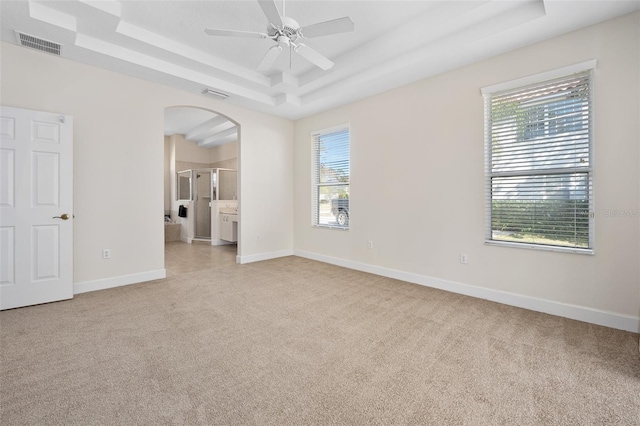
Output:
[164, 241, 237, 277]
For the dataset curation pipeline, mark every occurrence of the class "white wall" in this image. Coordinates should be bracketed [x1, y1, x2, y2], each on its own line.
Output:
[240, 113, 295, 261]
[163, 136, 171, 215]
[1, 41, 294, 288]
[174, 133, 213, 164]
[210, 141, 238, 164]
[293, 12, 640, 331]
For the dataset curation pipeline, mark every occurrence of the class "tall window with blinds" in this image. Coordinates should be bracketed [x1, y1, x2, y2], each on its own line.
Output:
[483, 70, 593, 251]
[312, 126, 350, 229]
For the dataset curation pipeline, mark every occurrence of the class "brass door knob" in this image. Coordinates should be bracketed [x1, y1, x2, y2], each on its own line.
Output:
[53, 213, 70, 220]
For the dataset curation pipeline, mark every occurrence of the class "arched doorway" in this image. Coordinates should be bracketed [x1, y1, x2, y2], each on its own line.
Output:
[163, 106, 240, 273]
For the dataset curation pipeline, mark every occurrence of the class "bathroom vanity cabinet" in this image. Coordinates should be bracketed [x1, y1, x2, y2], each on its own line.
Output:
[220, 214, 238, 242]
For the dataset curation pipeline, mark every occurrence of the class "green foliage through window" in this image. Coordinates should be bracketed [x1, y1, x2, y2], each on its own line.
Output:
[484, 70, 593, 250]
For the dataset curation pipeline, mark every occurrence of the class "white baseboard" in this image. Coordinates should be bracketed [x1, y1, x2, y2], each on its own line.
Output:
[237, 249, 294, 264]
[74, 269, 166, 295]
[211, 239, 234, 246]
[294, 250, 640, 333]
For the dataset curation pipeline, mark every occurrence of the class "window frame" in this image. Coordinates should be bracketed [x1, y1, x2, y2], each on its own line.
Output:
[481, 61, 596, 255]
[310, 124, 350, 230]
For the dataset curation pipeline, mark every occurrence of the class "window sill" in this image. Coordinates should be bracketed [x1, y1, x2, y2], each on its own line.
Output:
[313, 224, 349, 231]
[484, 240, 594, 255]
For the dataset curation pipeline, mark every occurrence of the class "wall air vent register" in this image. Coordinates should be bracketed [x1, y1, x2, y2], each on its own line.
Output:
[15, 31, 62, 56]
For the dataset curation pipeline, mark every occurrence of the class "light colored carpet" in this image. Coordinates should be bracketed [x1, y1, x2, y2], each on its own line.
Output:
[1, 255, 639, 425]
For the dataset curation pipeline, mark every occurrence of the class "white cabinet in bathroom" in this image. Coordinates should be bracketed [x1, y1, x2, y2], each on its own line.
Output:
[220, 214, 238, 242]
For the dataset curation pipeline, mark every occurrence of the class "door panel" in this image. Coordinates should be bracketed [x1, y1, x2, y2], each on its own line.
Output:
[32, 151, 60, 206]
[33, 225, 60, 281]
[0, 226, 15, 285]
[0, 117, 15, 139]
[0, 106, 73, 310]
[31, 120, 60, 143]
[0, 148, 15, 207]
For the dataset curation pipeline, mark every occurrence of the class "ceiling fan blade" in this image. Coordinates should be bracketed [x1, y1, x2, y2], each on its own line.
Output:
[294, 44, 334, 70]
[300, 17, 355, 38]
[205, 28, 267, 39]
[257, 0, 283, 27]
[257, 45, 283, 71]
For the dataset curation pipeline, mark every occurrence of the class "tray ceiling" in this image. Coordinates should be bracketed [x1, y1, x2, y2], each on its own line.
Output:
[2, 1, 639, 120]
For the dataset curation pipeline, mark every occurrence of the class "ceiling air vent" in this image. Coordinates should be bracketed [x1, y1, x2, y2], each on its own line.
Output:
[15, 31, 62, 56]
[201, 88, 229, 100]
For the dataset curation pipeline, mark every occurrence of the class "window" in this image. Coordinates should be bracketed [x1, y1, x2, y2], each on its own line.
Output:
[311, 125, 350, 229]
[483, 66, 594, 252]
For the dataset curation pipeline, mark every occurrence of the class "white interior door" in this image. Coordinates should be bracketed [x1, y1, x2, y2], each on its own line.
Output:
[0, 106, 73, 310]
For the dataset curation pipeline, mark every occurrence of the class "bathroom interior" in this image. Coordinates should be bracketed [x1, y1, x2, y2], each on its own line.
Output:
[164, 107, 239, 256]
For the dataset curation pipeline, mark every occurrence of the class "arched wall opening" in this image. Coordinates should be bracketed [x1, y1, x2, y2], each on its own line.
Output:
[163, 105, 241, 263]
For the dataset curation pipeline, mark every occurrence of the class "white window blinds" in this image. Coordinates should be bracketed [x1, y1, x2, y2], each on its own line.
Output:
[311, 126, 350, 229]
[484, 70, 593, 251]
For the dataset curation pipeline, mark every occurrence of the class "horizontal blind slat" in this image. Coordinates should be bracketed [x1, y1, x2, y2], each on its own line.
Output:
[312, 127, 350, 228]
[485, 70, 593, 249]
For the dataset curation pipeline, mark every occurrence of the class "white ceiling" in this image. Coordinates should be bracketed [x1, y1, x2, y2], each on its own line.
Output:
[164, 107, 237, 148]
[2, 0, 639, 128]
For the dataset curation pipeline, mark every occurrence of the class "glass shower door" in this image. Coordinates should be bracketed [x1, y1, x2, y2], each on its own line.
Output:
[194, 169, 212, 239]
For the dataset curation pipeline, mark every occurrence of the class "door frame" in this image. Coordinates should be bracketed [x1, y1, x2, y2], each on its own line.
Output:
[0, 105, 74, 310]
[163, 106, 240, 259]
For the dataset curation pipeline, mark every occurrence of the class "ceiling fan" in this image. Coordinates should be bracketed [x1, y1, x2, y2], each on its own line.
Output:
[204, 0, 354, 71]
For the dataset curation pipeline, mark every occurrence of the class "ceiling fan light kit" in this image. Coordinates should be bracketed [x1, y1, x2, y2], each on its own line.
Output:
[205, 0, 354, 72]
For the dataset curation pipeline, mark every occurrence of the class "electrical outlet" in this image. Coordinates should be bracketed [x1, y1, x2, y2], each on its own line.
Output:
[460, 253, 468, 264]
[367, 241, 373, 249]
[102, 249, 111, 259]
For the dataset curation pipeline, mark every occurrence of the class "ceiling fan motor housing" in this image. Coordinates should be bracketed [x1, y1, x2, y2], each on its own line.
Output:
[267, 16, 301, 39]
[204, 0, 354, 71]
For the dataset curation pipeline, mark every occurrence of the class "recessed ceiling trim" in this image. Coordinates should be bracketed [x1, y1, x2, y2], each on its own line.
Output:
[75, 33, 276, 106]
[79, 0, 122, 17]
[275, 93, 301, 106]
[199, 127, 237, 147]
[296, 0, 545, 98]
[185, 115, 230, 140]
[271, 72, 299, 88]
[4, 0, 638, 121]
[446, 0, 546, 44]
[206, 125, 237, 141]
[28, 1, 77, 32]
[294, 1, 485, 89]
[116, 20, 272, 88]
